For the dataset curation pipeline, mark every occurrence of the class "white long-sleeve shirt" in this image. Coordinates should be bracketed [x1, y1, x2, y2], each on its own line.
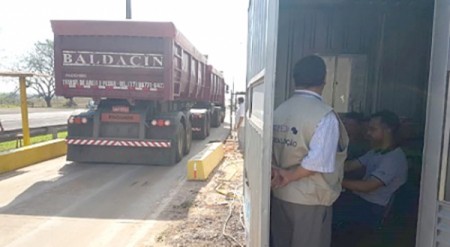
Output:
[294, 90, 340, 173]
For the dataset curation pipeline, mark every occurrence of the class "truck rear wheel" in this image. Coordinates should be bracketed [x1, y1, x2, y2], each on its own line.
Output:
[196, 117, 208, 140]
[206, 117, 211, 137]
[183, 124, 192, 155]
[211, 110, 221, 128]
[170, 125, 185, 164]
[220, 111, 225, 123]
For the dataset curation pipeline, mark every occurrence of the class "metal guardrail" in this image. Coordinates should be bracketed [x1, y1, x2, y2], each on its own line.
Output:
[0, 124, 67, 143]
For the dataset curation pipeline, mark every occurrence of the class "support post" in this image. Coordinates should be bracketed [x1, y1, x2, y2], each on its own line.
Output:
[126, 0, 132, 19]
[19, 76, 31, 146]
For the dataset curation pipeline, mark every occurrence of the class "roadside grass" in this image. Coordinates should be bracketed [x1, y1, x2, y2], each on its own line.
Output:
[0, 96, 90, 109]
[0, 104, 19, 108]
[0, 131, 67, 153]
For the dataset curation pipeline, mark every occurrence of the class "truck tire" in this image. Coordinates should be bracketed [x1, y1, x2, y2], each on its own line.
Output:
[206, 117, 210, 137]
[220, 111, 225, 123]
[196, 117, 208, 140]
[183, 124, 192, 155]
[211, 110, 221, 128]
[170, 124, 185, 164]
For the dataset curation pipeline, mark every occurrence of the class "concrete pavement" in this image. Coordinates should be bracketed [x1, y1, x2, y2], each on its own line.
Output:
[0, 123, 230, 247]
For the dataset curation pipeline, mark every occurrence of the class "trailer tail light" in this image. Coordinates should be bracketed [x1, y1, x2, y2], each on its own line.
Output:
[74, 117, 82, 124]
[151, 119, 171, 127]
[69, 116, 89, 125]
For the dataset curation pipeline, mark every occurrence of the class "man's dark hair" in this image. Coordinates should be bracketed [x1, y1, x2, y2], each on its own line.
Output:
[344, 112, 365, 123]
[371, 110, 400, 133]
[238, 97, 244, 104]
[293, 55, 326, 88]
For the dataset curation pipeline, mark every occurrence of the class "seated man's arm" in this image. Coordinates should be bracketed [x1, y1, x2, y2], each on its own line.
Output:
[345, 159, 363, 172]
[342, 177, 384, 193]
[343, 154, 402, 193]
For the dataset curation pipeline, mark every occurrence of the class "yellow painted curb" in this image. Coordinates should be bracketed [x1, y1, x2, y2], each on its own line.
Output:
[0, 139, 67, 174]
[187, 142, 224, 181]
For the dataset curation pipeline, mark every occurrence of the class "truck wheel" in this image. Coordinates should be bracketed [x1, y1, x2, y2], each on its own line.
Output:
[206, 118, 211, 137]
[211, 110, 221, 128]
[183, 124, 192, 155]
[197, 118, 208, 140]
[170, 125, 185, 164]
[216, 112, 221, 127]
[220, 111, 225, 123]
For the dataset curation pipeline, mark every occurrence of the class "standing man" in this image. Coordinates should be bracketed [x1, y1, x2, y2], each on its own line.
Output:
[235, 97, 245, 130]
[235, 97, 245, 151]
[271, 55, 348, 247]
[0, 119, 4, 132]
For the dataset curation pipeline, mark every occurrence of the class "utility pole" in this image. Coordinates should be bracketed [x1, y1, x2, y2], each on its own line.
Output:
[126, 0, 132, 19]
[230, 80, 235, 138]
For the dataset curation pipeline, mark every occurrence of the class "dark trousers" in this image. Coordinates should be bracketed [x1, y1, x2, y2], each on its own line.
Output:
[271, 196, 332, 247]
[332, 192, 385, 247]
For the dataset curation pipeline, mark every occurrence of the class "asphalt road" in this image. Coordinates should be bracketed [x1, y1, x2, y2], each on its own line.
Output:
[0, 123, 230, 247]
[0, 108, 81, 131]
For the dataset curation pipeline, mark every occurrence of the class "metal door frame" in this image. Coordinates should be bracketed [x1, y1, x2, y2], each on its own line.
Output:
[244, 0, 279, 246]
[416, 0, 450, 246]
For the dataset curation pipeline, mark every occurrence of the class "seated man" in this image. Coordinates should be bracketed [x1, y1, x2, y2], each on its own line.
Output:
[333, 110, 408, 238]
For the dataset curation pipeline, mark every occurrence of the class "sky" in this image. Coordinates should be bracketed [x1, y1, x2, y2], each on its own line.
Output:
[0, 0, 248, 93]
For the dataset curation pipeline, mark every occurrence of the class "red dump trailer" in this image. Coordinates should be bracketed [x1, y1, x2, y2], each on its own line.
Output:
[52, 20, 226, 165]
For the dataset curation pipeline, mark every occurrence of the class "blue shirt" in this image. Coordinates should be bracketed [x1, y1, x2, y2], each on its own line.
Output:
[355, 148, 408, 206]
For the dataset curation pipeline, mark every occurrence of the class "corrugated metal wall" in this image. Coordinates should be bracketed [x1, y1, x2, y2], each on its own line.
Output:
[275, 2, 433, 123]
[376, 5, 433, 123]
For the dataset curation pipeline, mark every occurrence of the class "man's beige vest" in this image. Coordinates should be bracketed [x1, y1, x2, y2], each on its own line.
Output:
[272, 93, 348, 206]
